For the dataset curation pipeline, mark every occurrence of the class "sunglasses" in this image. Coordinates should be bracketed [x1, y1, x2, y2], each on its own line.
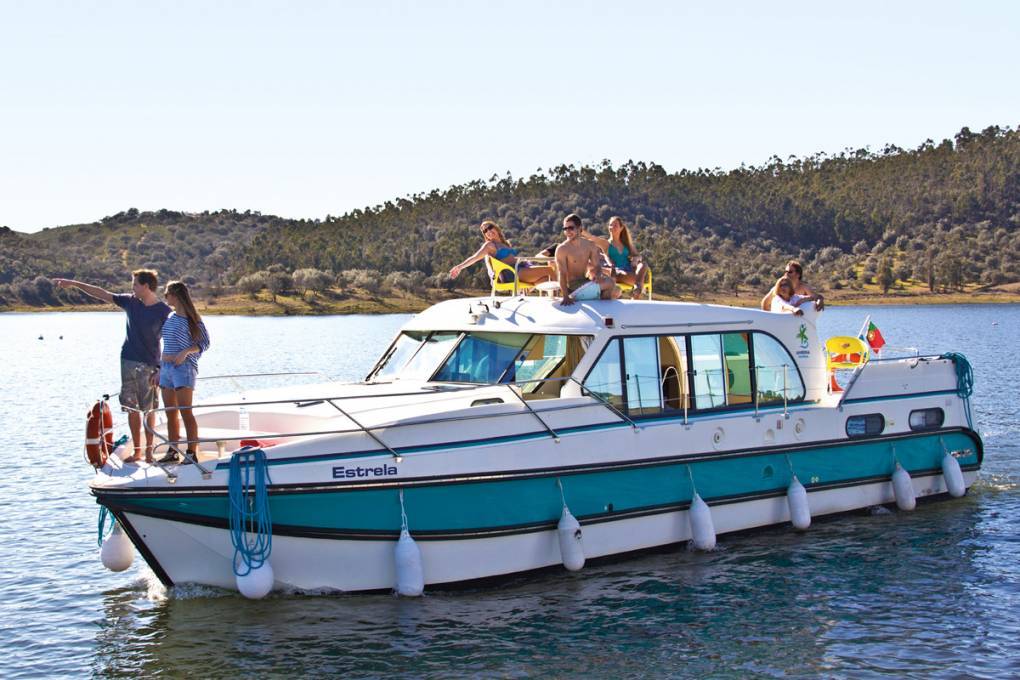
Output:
[563, 225, 578, 232]
[482, 225, 496, 233]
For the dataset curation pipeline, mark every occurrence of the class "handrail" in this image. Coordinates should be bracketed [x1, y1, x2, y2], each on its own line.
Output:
[568, 376, 639, 430]
[324, 398, 401, 459]
[137, 375, 634, 465]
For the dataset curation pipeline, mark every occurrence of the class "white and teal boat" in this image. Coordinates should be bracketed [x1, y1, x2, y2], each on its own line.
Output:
[91, 297, 981, 596]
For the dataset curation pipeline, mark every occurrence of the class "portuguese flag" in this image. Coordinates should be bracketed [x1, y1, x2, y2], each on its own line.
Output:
[860, 319, 886, 352]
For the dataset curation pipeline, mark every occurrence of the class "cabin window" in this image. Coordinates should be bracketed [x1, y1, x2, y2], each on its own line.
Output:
[623, 336, 662, 415]
[659, 336, 690, 411]
[909, 408, 944, 431]
[723, 333, 753, 406]
[434, 332, 531, 384]
[401, 332, 461, 380]
[514, 335, 593, 398]
[371, 331, 431, 380]
[690, 333, 752, 409]
[690, 334, 727, 409]
[428, 332, 593, 394]
[583, 338, 624, 408]
[752, 333, 805, 404]
[846, 414, 884, 438]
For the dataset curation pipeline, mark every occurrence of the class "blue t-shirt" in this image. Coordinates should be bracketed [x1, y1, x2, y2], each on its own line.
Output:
[112, 294, 172, 366]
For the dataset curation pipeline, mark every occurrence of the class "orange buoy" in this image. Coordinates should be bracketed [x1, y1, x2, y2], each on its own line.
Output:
[85, 401, 114, 468]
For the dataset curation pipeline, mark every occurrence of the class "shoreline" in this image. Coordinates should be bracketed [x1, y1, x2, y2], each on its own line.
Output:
[3, 288, 1019, 315]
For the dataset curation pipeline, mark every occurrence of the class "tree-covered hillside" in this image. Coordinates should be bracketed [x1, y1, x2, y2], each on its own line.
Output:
[2, 124, 1018, 309]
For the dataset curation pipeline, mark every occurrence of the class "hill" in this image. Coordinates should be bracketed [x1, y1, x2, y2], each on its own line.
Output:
[2, 124, 1018, 311]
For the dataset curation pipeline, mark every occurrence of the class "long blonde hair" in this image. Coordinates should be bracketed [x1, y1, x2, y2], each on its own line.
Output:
[608, 216, 635, 254]
[480, 220, 511, 247]
[165, 280, 203, 341]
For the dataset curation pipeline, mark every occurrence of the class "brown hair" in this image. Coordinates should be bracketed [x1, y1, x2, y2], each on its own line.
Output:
[132, 269, 158, 291]
[164, 280, 203, 341]
[480, 220, 511, 247]
[786, 260, 803, 278]
[608, 216, 635, 254]
[564, 213, 582, 229]
[775, 276, 795, 299]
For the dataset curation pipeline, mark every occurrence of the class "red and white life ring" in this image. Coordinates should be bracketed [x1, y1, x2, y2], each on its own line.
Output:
[85, 401, 114, 468]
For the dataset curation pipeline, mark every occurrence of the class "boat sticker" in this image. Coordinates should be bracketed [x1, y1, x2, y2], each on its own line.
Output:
[797, 324, 809, 349]
[333, 464, 399, 479]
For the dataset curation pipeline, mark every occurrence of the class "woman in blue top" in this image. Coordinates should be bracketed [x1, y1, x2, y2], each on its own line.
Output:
[448, 220, 555, 285]
[156, 281, 211, 464]
[583, 216, 652, 299]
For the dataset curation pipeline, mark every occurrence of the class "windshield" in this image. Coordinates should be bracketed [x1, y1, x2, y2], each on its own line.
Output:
[370, 330, 592, 392]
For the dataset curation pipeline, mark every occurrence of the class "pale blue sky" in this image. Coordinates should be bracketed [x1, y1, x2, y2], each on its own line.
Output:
[1, 0, 1017, 232]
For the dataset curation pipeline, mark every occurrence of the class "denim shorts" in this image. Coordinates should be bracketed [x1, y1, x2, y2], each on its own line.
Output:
[120, 360, 159, 411]
[159, 362, 198, 390]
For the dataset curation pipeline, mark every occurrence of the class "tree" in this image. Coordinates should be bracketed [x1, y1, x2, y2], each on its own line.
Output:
[267, 271, 292, 301]
[877, 257, 895, 293]
[237, 272, 268, 299]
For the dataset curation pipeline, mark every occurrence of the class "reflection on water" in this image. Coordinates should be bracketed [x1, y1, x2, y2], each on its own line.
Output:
[1, 306, 1018, 678]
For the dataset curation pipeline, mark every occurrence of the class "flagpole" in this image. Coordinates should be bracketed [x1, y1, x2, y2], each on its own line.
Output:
[857, 315, 871, 343]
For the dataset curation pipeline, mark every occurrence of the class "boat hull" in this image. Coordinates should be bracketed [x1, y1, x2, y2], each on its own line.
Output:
[100, 429, 981, 593]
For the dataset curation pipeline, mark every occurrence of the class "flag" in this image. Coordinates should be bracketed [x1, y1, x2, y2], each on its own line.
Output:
[862, 320, 886, 352]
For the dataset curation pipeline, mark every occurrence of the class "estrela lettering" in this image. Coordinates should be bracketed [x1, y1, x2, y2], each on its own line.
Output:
[333, 465, 399, 479]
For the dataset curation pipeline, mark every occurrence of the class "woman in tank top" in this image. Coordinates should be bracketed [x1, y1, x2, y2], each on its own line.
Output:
[449, 220, 555, 285]
[582, 216, 652, 299]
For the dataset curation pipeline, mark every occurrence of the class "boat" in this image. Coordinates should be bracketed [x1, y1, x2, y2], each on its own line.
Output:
[90, 297, 981, 596]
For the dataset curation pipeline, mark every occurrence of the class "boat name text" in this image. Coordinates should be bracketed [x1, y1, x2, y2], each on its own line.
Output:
[333, 464, 399, 479]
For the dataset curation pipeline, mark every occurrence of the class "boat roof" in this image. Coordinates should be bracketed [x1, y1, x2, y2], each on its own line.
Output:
[402, 296, 807, 336]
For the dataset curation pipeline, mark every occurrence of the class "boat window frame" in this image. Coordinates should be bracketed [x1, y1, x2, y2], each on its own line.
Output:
[582, 329, 807, 419]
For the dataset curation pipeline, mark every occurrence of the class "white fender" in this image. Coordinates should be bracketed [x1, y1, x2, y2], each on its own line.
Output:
[100, 524, 134, 572]
[787, 476, 811, 530]
[689, 493, 716, 551]
[236, 562, 274, 599]
[942, 452, 966, 498]
[892, 464, 916, 511]
[394, 528, 425, 597]
[557, 506, 585, 571]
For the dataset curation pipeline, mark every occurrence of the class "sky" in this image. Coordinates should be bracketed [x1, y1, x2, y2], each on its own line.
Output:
[1, 0, 1017, 233]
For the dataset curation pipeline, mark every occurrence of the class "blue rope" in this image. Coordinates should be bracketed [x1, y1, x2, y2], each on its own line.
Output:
[228, 447, 273, 577]
[941, 352, 975, 429]
[97, 506, 115, 547]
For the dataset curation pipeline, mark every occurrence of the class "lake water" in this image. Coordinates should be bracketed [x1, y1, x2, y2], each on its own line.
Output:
[1, 305, 1017, 678]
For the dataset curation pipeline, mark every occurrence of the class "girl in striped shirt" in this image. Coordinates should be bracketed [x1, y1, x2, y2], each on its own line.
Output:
[157, 281, 210, 464]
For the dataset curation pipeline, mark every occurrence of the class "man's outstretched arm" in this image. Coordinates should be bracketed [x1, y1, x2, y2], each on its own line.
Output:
[52, 278, 115, 304]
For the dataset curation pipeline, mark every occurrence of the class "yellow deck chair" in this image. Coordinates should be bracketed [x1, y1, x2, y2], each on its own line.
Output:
[825, 336, 869, 392]
[487, 256, 535, 297]
[617, 269, 653, 300]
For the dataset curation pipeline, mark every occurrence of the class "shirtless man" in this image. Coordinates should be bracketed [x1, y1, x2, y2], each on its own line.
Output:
[556, 214, 617, 305]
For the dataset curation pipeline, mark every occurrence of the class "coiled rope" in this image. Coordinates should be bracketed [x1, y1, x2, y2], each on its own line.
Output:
[97, 506, 115, 547]
[228, 447, 273, 577]
[941, 352, 975, 429]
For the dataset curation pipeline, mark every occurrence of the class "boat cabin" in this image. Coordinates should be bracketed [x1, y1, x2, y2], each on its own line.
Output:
[367, 297, 826, 418]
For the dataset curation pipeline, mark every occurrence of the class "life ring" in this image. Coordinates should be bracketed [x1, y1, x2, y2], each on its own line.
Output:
[85, 401, 114, 468]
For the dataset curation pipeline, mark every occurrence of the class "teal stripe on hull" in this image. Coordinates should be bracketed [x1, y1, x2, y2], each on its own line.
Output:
[113, 431, 979, 533]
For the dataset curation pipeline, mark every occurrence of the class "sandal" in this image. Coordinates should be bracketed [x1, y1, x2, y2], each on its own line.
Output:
[156, 447, 183, 464]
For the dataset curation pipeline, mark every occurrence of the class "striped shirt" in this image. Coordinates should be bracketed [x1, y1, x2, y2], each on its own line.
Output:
[161, 313, 210, 369]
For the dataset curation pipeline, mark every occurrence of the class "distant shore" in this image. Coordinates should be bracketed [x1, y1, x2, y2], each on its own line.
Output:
[4, 284, 1019, 315]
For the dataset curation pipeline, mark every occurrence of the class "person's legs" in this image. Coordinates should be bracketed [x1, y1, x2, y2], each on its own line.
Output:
[125, 411, 143, 461]
[634, 262, 651, 299]
[119, 360, 144, 462]
[176, 387, 198, 455]
[161, 387, 180, 451]
[518, 265, 555, 284]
